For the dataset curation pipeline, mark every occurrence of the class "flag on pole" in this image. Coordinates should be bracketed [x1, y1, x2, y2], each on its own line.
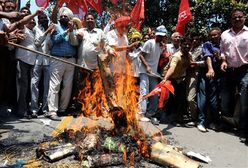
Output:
[86, 0, 102, 14]
[130, 0, 144, 30]
[67, 0, 88, 14]
[175, 0, 192, 36]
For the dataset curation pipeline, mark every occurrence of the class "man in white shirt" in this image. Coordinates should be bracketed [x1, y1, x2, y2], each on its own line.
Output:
[77, 14, 106, 71]
[30, 13, 53, 117]
[15, 19, 37, 118]
[139, 25, 168, 124]
[69, 14, 107, 116]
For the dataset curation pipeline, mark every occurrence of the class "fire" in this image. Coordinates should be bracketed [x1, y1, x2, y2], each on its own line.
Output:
[77, 70, 109, 119]
[75, 56, 151, 159]
[113, 59, 140, 128]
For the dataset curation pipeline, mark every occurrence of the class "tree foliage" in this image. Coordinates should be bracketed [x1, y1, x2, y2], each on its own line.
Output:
[46, 0, 248, 35]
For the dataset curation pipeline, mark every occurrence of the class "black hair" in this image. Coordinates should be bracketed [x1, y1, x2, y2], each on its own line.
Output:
[85, 13, 94, 18]
[180, 36, 192, 44]
[190, 32, 204, 41]
[209, 27, 222, 35]
[4, 0, 16, 5]
[231, 8, 245, 17]
[38, 12, 47, 19]
[19, 6, 31, 14]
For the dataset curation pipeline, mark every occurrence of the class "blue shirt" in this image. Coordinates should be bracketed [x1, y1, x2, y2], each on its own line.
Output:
[202, 41, 220, 62]
[50, 24, 77, 57]
[202, 41, 221, 71]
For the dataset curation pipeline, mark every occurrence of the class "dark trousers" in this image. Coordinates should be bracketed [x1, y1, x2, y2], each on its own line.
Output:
[0, 47, 17, 108]
[16, 60, 33, 116]
[165, 79, 187, 123]
[221, 65, 248, 136]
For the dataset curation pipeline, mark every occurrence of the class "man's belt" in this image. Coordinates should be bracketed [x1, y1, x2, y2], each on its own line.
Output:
[228, 64, 248, 72]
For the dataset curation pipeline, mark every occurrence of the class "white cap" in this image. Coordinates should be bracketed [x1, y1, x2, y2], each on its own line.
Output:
[155, 25, 168, 36]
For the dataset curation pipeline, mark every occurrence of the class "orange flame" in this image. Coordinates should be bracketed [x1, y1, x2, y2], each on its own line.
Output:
[76, 56, 151, 158]
[77, 70, 109, 119]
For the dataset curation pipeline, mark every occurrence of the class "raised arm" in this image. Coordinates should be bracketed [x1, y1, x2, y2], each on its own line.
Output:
[7, 8, 44, 33]
[0, 11, 24, 20]
[51, 1, 60, 23]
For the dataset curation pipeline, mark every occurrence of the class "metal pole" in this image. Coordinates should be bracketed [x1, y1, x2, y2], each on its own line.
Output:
[8, 42, 93, 72]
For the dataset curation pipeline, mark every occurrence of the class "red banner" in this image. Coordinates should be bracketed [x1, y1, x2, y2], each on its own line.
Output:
[58, 0, 69, 7]
[86, 0, 102, 14]
[78, 0, 88, 13]
[67, 1, 79, 13]
[35, 0, 49, 8]
[175, 0, 192, 35]
[67, 0, 88, 14]
[130, 0, 144, 30]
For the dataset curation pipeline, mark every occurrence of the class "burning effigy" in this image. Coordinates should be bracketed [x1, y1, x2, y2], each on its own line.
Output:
[34, 50, 200, 168]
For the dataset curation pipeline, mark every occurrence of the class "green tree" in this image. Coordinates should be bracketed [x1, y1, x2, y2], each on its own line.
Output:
[46, 0, 248, 34]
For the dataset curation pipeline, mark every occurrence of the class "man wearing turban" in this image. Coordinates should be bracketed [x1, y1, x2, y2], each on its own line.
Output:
[105, 15, 140, 106]
[46, 7, 78, 120]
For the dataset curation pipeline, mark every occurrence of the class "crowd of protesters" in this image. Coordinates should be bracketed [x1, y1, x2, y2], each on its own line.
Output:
[0, 1, 247, 144]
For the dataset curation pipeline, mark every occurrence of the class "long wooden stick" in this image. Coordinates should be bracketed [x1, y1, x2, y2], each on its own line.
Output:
[8, 42, 93, 72]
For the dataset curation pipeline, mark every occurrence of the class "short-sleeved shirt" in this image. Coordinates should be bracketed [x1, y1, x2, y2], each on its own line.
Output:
[202, 41, 221, 71]
[77, 27, 106, 70]
[140, 39, 163, 74]
[106, 29, 128, 74]
[220, 26, 248, 68]
[166, 43, 179, 55]
[162, 50, 192, 79]
[202, 41, 220, 61]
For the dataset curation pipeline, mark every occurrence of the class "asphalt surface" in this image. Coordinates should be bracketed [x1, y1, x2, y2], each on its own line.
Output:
[0, 111, 247, 168]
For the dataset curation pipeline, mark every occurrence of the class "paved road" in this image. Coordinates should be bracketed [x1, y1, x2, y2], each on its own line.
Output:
[0, 114, 247, 167]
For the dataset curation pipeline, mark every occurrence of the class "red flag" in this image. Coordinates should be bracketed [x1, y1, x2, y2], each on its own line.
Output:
[140, 80, 174, 109]
[130, 0, 144, 30]
[158, 81, 174, 108]
[35, 0, 49, 8]
[67, 0, 88, 14]
[86, 0, 102, 14]
[175, 0, 192, 36]
[110, 0, 118, 5]
[78, 0, 88, 13]
[58, 0, 69, 6]
[67, 1, 79, 13]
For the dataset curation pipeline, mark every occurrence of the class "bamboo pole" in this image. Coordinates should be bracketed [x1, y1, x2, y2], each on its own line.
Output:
[8, 42, 93, 72]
